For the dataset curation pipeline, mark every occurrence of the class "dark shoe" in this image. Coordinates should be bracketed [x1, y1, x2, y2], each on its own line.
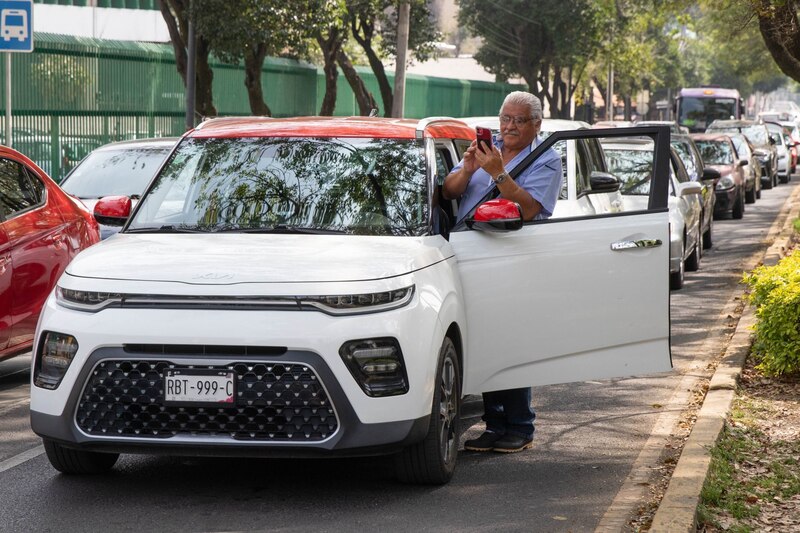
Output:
[492, 434, 533, 453]
[464, 431, 502, 452]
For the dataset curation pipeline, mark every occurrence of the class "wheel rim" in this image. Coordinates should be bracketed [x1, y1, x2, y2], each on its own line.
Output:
[438, 356, 457, 465]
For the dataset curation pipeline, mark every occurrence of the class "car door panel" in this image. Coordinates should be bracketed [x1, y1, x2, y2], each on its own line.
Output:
[452, 212, 670, 393]
[451, 126, 673, 394]
[0, 223, 10, 351]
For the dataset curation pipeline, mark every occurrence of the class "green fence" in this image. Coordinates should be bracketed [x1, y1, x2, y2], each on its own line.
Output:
[1, 33, 521, 180]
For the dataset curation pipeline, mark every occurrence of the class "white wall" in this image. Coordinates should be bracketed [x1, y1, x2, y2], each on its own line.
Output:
[33, 4, 170, 42]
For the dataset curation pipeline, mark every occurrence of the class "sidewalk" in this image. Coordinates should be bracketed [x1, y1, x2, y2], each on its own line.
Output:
[648, 184, 800, 532]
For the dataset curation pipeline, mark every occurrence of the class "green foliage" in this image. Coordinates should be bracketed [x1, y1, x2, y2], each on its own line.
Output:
[743, 251, 800, 376]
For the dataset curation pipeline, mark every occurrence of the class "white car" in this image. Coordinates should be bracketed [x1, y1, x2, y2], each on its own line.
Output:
[460, 117, 625, 218]
[30, 117, 673, 484]
[602, 139, 704, 290]
[763, 121, 792, 183]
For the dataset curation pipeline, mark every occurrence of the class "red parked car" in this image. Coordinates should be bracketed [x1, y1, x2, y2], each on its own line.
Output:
[0, 145, 100, 361]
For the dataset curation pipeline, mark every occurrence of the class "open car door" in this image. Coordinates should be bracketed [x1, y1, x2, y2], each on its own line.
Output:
[449, 127, 672, 394]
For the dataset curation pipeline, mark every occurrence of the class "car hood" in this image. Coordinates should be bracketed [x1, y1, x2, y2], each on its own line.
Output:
[65, 234, 451, 284]
[707, 163, 734, 176]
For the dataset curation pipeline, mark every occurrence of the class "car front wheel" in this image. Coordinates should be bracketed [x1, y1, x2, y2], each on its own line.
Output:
[43, 439, 119, 475]
[395, 337, 461, 485]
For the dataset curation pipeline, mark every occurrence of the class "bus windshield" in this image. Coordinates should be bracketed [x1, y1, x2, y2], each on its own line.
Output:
[678, 97, 737, 132]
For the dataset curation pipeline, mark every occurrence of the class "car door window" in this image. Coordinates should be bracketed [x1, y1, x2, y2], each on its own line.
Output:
[0, 158, 44, 219]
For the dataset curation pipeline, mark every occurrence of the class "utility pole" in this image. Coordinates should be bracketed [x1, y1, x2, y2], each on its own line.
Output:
[185, 0, 196, 131]
[606, 62, 614, 121]
[391, 1, 410, 118]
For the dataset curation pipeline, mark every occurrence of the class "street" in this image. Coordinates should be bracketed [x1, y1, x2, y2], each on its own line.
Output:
[0, 179, 796, 533]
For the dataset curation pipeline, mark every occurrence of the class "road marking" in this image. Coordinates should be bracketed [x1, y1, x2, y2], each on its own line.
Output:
[0, 445, 44, 473]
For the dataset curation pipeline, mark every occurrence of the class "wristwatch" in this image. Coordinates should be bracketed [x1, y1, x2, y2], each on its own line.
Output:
[493, 171, 509, 185]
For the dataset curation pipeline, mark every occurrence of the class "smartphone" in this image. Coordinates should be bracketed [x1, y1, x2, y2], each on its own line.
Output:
[476, 126, 492, 151]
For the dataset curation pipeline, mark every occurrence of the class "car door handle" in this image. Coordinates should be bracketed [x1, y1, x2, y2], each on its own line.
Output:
[611, 239, 663, 251]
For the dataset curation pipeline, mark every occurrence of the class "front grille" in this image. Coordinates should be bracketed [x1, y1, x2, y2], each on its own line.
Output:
[76, 360, 338, 442]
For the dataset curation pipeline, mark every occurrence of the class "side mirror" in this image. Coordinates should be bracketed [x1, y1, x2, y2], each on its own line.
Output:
[588, 171, 621, 193]
[677, 182, 703, 197]
[94, 195, 132, 226]
[466, 198, 523, 232]
[702, 167, 721, 180]
[738, 159, 748, 167]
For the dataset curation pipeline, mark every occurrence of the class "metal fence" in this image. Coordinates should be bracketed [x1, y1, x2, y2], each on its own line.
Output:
[1, 33, 520, 181]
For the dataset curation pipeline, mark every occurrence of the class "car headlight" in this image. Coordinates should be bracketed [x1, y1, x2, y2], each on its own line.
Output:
[33, 331, 79, 390]
[715, 175, 735, 190]
[57, 285, 415, 316]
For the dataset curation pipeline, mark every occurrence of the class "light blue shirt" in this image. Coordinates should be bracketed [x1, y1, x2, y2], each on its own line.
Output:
[453, 135, 562, 222]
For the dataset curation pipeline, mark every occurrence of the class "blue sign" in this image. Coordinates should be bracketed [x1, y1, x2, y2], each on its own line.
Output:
[0, 0, 32, 53]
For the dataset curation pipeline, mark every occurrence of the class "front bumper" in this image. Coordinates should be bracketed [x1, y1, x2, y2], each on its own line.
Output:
[714, 187, 737, 215]
[31, 347, 430, 457]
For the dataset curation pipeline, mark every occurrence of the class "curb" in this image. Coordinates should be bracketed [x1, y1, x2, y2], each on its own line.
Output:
[649, 184, 800, 532]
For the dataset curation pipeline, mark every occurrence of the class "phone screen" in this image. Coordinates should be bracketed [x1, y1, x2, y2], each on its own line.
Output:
[476, 127, 492, 151]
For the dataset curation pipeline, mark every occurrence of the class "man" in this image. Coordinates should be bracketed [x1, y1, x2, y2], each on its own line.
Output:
[443, 91, 562, 453]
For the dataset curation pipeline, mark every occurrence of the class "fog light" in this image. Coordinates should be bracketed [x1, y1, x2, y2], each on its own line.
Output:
[339, 338, 408, 397]
[34, 331, 79, 390]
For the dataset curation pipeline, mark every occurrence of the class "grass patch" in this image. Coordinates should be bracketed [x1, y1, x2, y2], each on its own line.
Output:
[697, 396, 800, 531]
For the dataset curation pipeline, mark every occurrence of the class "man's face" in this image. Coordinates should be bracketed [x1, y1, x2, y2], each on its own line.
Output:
[499, 103, 540, 151]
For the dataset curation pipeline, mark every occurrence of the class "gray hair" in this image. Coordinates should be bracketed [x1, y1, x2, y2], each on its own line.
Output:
[501, 91, 543, 120]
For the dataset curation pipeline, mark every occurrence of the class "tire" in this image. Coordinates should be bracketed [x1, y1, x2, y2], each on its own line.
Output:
[43, 439, 119, 475]
[780, 173, 790, 184]
[732, 188, 744, 219]
[745, 184, 756, 204]
[685, 236, 700, 272]
[756, 185, 761, 200]
[670, 253, 685, 290]
[395, 337, 461, 485]
[702, 215, 713, 249]
[763, 175, 773, 190]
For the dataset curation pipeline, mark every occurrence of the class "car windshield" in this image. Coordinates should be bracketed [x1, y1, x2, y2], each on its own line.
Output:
[694, 140, 733, 165]
[603, 146, 653, 195]
[678, 97, 737, 130]
[128, 137, 429, 236]
[61, 147, 171, 198]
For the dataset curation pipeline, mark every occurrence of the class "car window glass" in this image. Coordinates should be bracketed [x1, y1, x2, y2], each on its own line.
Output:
[695, 140, 733, 165]
[61, 147, 170, 198]
[602, 141, 654, 196]
[549, 139, 569, 200]
[574, 140, 591, 196]
[131, 137, 429, 237]
[434, 148, 451, 185]
[670, 141, 694, 182]
[0, 158, 43, 218]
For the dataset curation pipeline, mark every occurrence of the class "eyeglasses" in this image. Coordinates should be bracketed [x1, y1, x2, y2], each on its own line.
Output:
[499, 115, 535, 126]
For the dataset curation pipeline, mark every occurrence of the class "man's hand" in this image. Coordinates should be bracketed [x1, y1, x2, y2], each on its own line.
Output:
[473, 142, 505, 179]
[461, 140, 481, 174]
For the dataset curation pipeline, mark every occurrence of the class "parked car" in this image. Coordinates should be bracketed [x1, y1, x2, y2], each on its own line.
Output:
[0, 145, 100, 361]
[601, 138, 703, 290]
[706, 119, 778, 189]
[670, 134, 718, 249]
[460, 117, 624, 218]
[779, 121, 799, 174]
[29, 116, 673, 483]
[727, 133, 763, 202]
[763, 121, 792, 183]
[691, 133, 750, 219]
[59, 138, 179, 239]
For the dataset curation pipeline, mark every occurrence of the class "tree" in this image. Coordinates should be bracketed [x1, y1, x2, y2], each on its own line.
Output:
[348, 0, 440, 117]
[193, 0, 315, 116]
[457, 0, 609, 118]
[751, 0, 800, 84]
[159, 0, 217, 118]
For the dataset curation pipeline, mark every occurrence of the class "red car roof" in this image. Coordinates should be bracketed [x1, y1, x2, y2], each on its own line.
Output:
[188, 116, 475, 140]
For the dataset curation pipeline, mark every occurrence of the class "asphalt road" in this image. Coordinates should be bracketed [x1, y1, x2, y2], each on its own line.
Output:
[0, 179, 795, 533]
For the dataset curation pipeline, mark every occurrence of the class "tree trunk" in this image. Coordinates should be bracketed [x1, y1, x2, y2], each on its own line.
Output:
[755, 0, 800, 82]
[351, 16, 393, 117]
[623, 94, 632, 121]
[244, 44, 271, 116]
[195, 37, 217, 118]
[336, 49, 376, 116]
[592, 75, 607, 118]
[159, 0, 215, 118]
[317, 29, 342, 116]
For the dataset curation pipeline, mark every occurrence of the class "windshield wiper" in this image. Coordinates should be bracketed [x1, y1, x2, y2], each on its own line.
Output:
[213, 224, 346, 235]
[125, 225, 207, 234]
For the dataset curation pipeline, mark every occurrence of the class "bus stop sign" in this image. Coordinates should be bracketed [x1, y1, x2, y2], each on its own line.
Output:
[0, 0, 32, 53]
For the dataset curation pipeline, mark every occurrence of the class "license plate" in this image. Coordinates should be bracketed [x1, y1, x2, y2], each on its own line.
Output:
[164, 369, 235, 405]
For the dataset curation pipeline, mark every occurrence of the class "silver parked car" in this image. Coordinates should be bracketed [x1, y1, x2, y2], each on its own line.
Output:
[59, 137, 179, 238]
